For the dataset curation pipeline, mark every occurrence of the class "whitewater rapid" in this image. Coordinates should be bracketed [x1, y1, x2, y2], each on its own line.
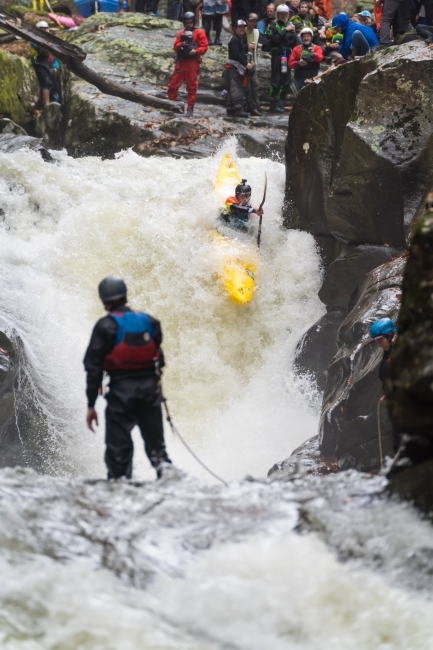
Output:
[1, 143, 433, 650]
[0, 140, 323, 481]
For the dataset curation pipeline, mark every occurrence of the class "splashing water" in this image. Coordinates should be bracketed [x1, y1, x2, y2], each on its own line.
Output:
[0, 141, 323, 481]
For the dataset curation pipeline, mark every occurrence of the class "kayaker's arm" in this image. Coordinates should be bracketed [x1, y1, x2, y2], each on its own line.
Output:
[229, 204, 263, 217]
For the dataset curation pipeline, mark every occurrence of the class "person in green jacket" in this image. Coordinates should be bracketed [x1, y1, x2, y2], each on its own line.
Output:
[289, 0, 314, 33]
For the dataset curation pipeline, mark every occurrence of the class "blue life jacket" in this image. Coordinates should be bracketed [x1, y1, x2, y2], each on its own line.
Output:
[103, 311, 159, 373]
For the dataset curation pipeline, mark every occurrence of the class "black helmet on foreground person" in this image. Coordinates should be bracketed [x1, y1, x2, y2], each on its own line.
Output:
[182, 11, 195, 23]
[98, 276, 127, 304]
[235, 179, 252, 197]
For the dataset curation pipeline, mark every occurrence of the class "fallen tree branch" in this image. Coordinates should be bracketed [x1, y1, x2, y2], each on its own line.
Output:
[0, 11, 183, 113]
[68, 59, 183, 112]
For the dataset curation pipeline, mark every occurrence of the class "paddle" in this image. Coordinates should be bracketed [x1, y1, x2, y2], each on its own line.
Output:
[257, 172, 267, 249]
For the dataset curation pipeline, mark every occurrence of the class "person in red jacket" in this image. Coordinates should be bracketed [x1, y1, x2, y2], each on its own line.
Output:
[288, 27, 323, 93]
[167, 12, 208, 117]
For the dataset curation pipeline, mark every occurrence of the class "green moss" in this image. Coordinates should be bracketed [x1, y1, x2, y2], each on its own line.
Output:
[0, 50, 39, 125]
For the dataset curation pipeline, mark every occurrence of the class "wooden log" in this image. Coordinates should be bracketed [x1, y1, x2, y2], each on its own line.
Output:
[0, 11, 183, 113]
[68, 59, 183, 112]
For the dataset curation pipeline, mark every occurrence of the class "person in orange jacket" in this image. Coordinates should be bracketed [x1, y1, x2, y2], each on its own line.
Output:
[288, 27, 323, 93]
[167, 12, 208, 117]
[220, 179, 263, 232]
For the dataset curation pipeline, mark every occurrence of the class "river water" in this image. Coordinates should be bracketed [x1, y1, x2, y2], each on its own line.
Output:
[1, 142, 433, 649]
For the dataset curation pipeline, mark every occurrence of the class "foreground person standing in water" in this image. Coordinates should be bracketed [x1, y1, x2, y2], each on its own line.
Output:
[84, 276, 172, 479]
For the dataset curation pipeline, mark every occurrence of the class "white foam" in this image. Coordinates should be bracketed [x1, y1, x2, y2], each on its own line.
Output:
[0, 142, 324, 479]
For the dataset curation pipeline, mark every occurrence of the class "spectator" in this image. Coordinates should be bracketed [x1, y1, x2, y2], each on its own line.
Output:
[245, 13, 262, 114]
[331, 13, 378, 59]
[313, 0, 331, 21]
[167, 12, 208, 117]
[358, 9, 378, 35]
[379, 0, 413, 45]
[290, 0, 314, 32]
[231, 0, 252, 25]
[224, 19, 252, 117]
[30, 21, 60, 106]
[202, 0, 228, 46]
[287, 0, 300, 18]
[257, 2, 276, 33]
[266, 4, 298, 112]
[289, 26, 323, 91]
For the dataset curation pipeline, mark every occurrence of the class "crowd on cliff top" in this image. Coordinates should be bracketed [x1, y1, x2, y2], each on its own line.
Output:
[28, 0, 433, 118]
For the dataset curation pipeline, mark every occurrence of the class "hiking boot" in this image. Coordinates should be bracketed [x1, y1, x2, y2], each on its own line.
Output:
[186, 109, 194, 117]
[214, 38, 223, 45]
[233, 109, 250, 118]
[249, 108, 263, 116]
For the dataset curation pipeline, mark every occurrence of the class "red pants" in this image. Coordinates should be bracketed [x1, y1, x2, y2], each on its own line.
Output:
[167, 59, 200, 110]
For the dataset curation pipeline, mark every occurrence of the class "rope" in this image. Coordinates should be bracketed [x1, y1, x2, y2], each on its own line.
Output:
[162, 396, 228, 487]
[377, 398, 383, 469]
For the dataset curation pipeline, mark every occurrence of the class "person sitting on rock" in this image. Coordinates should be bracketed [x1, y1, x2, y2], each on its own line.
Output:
[289, 27, 323, 93]
[30, 21, 60, 107]
[257, 3, 276, 34]
[224, 20, 252, 118]
[266, 4, 298, 113]
[331, 12, 378, 59]
[167, 11, 208, 117]
[221, 179, 263, 232]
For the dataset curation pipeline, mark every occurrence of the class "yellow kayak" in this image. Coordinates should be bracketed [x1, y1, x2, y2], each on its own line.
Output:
[212, 154, 258, 305]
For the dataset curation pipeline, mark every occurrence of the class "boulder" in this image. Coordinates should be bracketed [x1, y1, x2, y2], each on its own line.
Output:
[386, 205, 433, 435]
[285, 42, 433, 250]
[319, 245, 403, 310]
[294, 310, 347, 393]
[0, 133, 52, 159]
[35, 101, 63, 148]
[268, 435, 338, 478]
[319, 255, 405, 471]
[0, 117, 27, 136]
[0, 49, 39, 129]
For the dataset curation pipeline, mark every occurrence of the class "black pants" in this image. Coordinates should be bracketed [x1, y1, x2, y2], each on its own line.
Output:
[231, 0, 250, 25]
[202, 14, 222, 41]
[224, 66, 248, 112]
[104, 375, 170, 479]
[270, 53, 291, 103]
[380, 0, 412, 44]
[416, 24, 433, 41]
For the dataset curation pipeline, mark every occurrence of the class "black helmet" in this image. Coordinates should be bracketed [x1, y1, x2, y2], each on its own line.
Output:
[183, 11, 195, 23]
[98, 276, 127, 304]
[235, 179, 251, 197]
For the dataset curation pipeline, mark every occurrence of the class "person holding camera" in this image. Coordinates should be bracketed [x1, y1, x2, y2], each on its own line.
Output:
[288, 27, 323, 93]
[167, 12, 208, 117]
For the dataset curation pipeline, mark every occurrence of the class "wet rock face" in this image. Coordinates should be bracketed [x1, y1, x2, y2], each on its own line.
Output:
[0, 49, 39, 129]
[285, 41, 433, 249]
[386, 207, 433, 435]
[319, 256, 405, 471]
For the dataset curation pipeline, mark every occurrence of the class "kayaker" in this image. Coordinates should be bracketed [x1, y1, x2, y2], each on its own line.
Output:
[221, 179, 264, 231]
[84, 276, 172, 480]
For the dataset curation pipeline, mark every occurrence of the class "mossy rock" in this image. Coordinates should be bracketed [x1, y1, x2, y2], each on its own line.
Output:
[0, 50, 39, 127]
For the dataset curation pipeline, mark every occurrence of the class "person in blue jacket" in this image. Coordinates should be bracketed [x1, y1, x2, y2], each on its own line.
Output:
[331, 12, 378, 60]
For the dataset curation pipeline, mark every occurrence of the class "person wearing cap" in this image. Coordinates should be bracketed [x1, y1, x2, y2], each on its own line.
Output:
[167, 12, 208, 117]
[357, 9, 378, 35]
[224, 20, 252, 117]
[84, 276, 172, 480]
[244, 13, 262, 115]
[288, 26, 323, 91]
[331, 12, 378, 59]
[202, 0, 229, 46]
[30, 21, 60, 106]
[265, 4, 298, 112]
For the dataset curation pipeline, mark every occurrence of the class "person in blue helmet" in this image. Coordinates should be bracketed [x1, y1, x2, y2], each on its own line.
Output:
[370, 317, 397, 383]
[331, 12, 378, 60]
[370, 317, 400, 451]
